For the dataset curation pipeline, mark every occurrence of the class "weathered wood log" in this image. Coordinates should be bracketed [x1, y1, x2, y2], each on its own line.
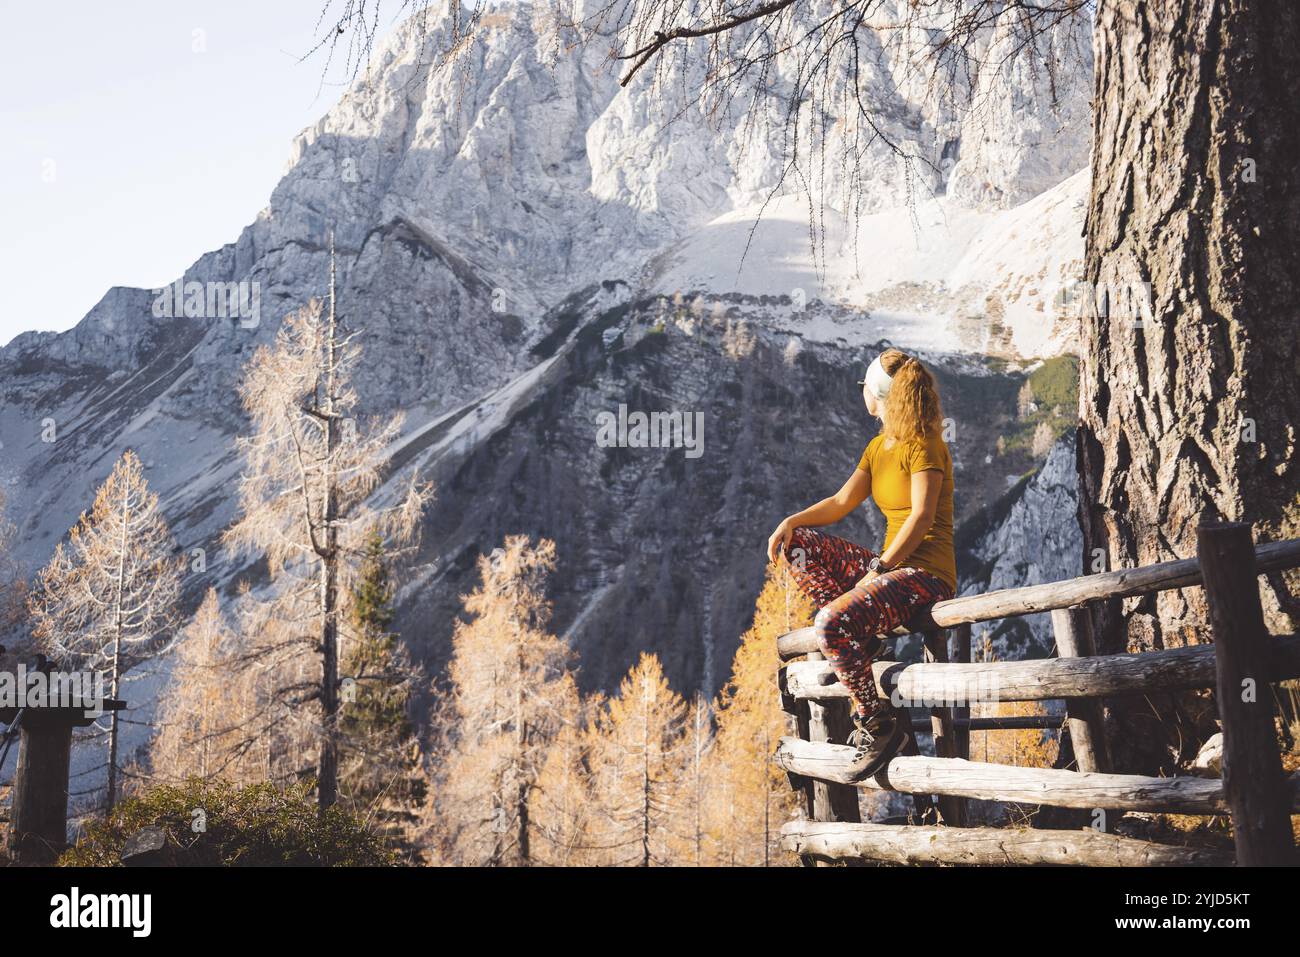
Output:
[788, 697, 814, 805]
[1051, 606, 1111, 772]
[781, 634, 1300, 703]
[773, 736, 1300, 813]
[895, 727, 936, 825]
[781, 820, 1234, 867]
[5, 691, 125, 865]
[1199, 523, 1297, 866]
[8, 712, 73, 865]
[952, 623, 972, 761]
[923, 632, 966, 827]
[780, 624, 913, 660]
[908, 715, 1063, 731]
[801, 652, 860, 836]
[776, 663, 798, 717]
[776, 538, 1300, 660]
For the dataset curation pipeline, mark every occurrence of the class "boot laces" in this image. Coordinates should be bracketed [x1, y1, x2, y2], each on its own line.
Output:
[849, 715, 890, 751]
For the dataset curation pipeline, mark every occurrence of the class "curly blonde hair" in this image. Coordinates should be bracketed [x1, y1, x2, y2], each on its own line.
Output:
[880, 348, 943, 444]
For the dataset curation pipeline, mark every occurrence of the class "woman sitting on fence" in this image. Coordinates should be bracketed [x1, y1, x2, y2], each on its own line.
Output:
[767, 348, 957, 780]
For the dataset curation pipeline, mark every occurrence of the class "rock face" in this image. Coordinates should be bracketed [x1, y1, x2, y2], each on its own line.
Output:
[394, 291, 1075, 693]
[956, 435, 1083, 659]
[0, 2, 1091, 722]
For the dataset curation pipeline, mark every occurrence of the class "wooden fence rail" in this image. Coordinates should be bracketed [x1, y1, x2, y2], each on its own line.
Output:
[776, 538, 1300, 660]
[781, 821, 1234, 867]
[781, 635, 1300, 703]
[774, 737, 1300, 813]
[773, 526, 1300, 867]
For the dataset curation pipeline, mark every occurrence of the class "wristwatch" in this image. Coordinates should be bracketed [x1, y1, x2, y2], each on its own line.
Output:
[868, 556, 892, 574]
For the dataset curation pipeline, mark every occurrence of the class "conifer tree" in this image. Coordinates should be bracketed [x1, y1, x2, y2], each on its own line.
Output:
[151, 588, 258, 784]
[224, 244, 430, 810]
[682, 693, 714, 866]
[338, 531, 426, 850]
[530, 716, 598, 866]
[429, 536, 580, 866]
[29, 450, 183, 809]
[584, 652, 689, 866]
[707, 561, 811, 865]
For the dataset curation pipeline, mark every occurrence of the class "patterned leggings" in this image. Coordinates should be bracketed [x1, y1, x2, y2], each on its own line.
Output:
[785, 527, 954, 719]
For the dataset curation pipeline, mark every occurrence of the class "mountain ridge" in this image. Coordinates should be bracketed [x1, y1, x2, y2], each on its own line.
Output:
[2, 1, 1092, 716]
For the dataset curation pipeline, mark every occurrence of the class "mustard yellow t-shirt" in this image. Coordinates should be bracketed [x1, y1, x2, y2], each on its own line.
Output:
[857, 432, 957, 591]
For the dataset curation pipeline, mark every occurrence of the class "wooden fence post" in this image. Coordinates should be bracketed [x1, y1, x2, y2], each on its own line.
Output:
[1198, 522, 1297, 866]
[952, 624, 972, 763]
[8, 711, 74, 864]
[803, 651, 861, 828]
[1051, 605, 1111, 773]
[923, 631, 967, 827]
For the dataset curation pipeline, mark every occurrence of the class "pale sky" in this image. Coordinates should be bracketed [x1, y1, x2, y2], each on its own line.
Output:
[0, 1, 408, 347]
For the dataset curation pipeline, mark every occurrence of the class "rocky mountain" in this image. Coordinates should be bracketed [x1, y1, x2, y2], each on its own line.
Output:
[0, 0, 1092, 733]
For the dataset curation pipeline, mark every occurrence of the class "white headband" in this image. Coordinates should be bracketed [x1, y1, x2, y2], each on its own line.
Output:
[863, 355, 892, 400]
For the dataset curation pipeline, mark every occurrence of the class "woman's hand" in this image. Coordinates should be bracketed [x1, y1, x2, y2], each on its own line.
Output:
[767, 519, 796, 564]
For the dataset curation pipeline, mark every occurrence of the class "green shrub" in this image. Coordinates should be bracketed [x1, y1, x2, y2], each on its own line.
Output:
[60, 778, 395, 867]
[1026, 355, 1079, 409]
[999, 355, 1080, 457]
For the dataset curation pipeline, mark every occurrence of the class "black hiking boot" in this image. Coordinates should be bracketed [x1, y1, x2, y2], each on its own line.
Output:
[844, 707, 907, 781]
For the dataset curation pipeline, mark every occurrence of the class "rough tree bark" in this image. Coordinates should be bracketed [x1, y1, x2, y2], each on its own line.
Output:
[1080, 0, 1300, 770]
[318, 239, 341, 811]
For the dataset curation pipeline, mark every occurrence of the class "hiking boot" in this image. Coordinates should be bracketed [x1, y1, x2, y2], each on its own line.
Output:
[844, 708, 907, 780]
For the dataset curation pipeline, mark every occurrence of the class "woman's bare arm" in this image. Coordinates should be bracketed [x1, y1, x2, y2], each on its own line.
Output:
[766, 468, 871, 562]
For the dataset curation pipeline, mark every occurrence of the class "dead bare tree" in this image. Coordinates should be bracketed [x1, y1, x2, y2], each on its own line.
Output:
[224, 243, 431, 810]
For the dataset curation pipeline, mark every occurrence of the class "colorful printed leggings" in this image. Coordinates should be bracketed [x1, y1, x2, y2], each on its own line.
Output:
[785, 527, 954, 719]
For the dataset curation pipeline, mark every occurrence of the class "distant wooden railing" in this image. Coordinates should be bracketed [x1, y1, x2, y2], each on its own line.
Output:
[1, 654, 126, 865]
[774, 524, 1300, 867]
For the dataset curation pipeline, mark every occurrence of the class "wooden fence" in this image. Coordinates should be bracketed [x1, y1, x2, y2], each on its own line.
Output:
[0, 654, 125, 864]
[774, 523, 1300, 867]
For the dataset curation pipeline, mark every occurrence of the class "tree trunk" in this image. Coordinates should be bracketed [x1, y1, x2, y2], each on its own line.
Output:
[641, 688, 651, 867]
[515, 641, 530, 866]
[107, 490, 129, 811]
[1081, 0, 1300, 769]
[318, 242, 341, 811]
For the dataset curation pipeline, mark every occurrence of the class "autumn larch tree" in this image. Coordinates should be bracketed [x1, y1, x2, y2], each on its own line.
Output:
[707, 560, 811, 866]
[530, 715, 599, 866]
[429, 536, 582, 866]
[29, 449, 183, 809]
[584, 652, 689, 866]
[225, 244, 430, 810]
[151, 588, 259, 784]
